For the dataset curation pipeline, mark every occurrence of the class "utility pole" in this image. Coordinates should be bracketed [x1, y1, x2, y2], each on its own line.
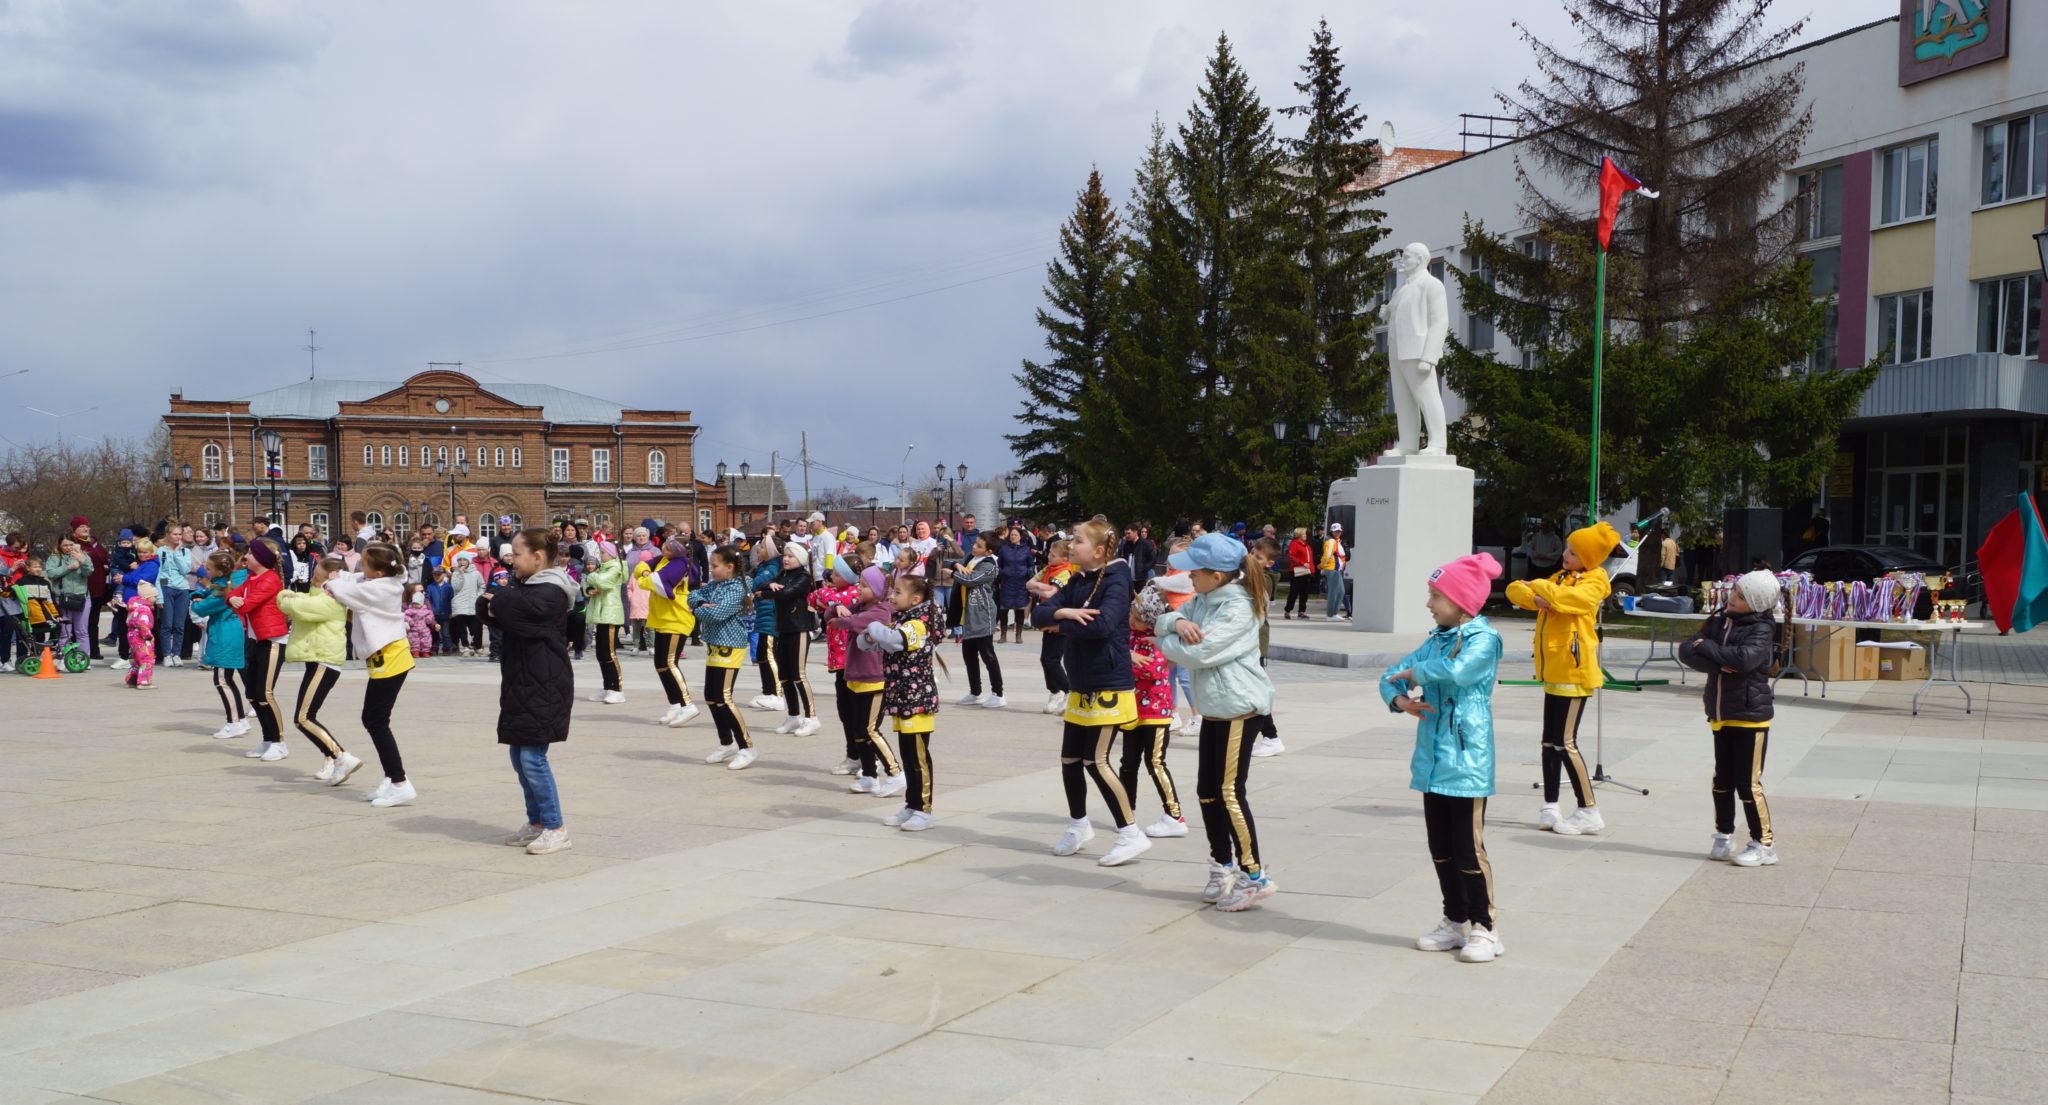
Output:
[801, 431, 811, 513]
[303, 329, 323, 379]
[768, 451, 778, 526]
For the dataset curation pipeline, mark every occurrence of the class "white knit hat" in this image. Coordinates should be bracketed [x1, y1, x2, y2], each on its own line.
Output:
[1734, 570, 1780, 619]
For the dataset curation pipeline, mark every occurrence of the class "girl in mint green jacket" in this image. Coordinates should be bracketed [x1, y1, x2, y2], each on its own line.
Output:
[583, 542, 627, 702]
[276, 555, 364, 786]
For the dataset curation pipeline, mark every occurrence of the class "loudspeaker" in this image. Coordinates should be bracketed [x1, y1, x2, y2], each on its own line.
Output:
[1722, 508, 1785, 573]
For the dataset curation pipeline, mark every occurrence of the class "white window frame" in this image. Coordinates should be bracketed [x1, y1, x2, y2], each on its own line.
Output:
[309, 511, 329, 541]
[364, 510, 384, 533]
[1978, 273, 2043, 357]
[1879, 137, 1938, 225]
[511, 446, 523, 468]
[494, 447, 505, 468]
[594, 512, 612, 532]
[398, 445, 408, 468]
[379, 445, 392, 467]
[592, 448, 611, 484]
[201, 442, 223, 481]
[362, 444, 373, 468]
[393, 511, 411, 539]
[306, 444, 328, 480]
[1876, 289, 1935, 365]
[698, 508, 713, 534]
[436, 446, 448, 467]
[647, 449, 666, 486]
[1794, 163, 1845, 242]
[1980, 111, 2048, 206]
[456, 446, 467, 467]
[551, 447, 571, 483]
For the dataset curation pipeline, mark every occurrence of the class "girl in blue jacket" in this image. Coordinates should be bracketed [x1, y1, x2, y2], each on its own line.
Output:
[748, 538, 784, 711]
[1381, 553, 1505, 964]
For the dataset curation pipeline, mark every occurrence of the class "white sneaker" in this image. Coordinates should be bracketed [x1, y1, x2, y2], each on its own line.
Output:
[602, 690, 625, 705]
[526, 827, 571, 855]
[369, 780, 417, 808]
[792, 717, 822, 738]
[258, 742, 289, 762]
[212, 720, 247, 739]
[329, 752, 363, 787]
[364, 777, 395, 802]
[753, 694, 786, 712]
[774, 717, 801, 735]
[110, 659, 131, 671]
[1043, 692, 1066, 715]
[1217, 871, 1276, 912]
[982, 695, 1007, 709]
[589, 690, 612, 702]
[874, 772, 906, 798]
[1251, 735, 1285, 758]
[850, 774, 877, 794]
[1416, 917, 1469, 952]
[244, 743, 271, 758]
[957, 692, 985, 706]
[899, 811, 934, 832]
[884, 807, 916, 827]
[831, 758, 860, 776]
[1457, 925, 1504, 963]
[1052, 819, 1095, 857]
[1142, 814, 1189, 838]
[727, 747, 760, 771]
[1552, 807, 1606, 836]
[1098, 825, 1152, 867]
[313, 758, 337, 783]
[503, 824, 543, 847]
[1732, 841, 1778, 867]
[1538, 804, 1561, 831]
[704, 745, 737, 765]
[658, 704, 683, 726]
[1202, 862, 1236, 903]
[1709, 833, 1734, 861]
[667, 704, 701, 728]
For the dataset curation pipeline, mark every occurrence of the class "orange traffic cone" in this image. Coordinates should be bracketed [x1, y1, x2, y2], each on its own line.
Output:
[31, 646, 62, 679]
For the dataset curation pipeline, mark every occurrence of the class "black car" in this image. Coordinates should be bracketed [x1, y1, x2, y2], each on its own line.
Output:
[1781, 544, 1979, 618]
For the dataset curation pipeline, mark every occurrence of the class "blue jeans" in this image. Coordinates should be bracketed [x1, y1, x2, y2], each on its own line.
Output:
[509, 744, 563, 830]
[159, 589, 191, 658]
[1323, 568, 1347, 617]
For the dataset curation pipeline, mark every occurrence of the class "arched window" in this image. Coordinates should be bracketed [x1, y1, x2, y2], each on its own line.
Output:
[398, 445, 409, 468]
[494, 447, 505, 467]
[393, 512, 411, 539]
[456, 446, 467, 467]
[201, 443, 222, 481]
[481, 515, 498, 541]
[647, 449, 666, 485]
[309, 511, 330, 541]
[362, 445, 374, 468]
[364, 510, 383, 532]
[504, 513, 523, 532]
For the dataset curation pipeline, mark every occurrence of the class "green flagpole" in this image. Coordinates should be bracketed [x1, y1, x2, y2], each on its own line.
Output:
[1589, 245, 1606, 523]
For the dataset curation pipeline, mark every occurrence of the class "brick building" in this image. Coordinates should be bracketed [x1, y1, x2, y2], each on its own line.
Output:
[162, 369, 724, 543]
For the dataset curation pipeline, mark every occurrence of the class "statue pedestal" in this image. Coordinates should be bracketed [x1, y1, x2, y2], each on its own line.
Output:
[1350, 454, 1476, 636]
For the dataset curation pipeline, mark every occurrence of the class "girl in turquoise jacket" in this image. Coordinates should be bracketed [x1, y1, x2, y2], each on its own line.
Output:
[1380, 552, 1506, 965]
[191, 552, 249, 739]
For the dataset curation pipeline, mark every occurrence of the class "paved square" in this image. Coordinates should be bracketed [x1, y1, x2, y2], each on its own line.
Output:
[1, 626, 2042, 1103]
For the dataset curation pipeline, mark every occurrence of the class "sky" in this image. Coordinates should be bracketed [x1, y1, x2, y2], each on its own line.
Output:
[0, 0, 1885, 501]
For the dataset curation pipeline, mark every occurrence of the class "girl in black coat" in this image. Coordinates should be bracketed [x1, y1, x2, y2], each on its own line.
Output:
[758, 540, 819, 735]
[1676, 569, 1779, 869]
[495, 527, 579, 856]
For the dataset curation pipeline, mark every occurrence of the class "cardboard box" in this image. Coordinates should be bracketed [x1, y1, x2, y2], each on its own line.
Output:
[1850, 643, 1882, 681]
[1876, 645, 1929, 681]
[1790, 625, 1858, 680]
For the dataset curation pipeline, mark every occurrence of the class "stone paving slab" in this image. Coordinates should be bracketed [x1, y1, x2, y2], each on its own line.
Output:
[0, 629, 2042, 1103]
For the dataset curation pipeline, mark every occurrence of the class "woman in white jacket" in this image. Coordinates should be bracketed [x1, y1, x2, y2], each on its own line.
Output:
[449, 551, 483, 656]
[323, 544, 420, 808]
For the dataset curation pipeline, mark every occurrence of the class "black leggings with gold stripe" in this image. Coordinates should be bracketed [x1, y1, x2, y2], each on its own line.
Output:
[1196, 715, 1262, 875]
[239, 638, 286, 743]
[834, 672, 898, 776]
[705, 662, 750, 749]
[1422, 792, 1494, 929]
[1117, 722, 1181, 821]
[1061, 720, 1134, 828]
[1712, 727, 1772, 845]
[1540, 693, 1595, 808]
[653, 632, 692, 707]
[774, 631, 812, 717]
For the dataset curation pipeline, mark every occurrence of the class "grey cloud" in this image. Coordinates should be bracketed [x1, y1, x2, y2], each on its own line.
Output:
[0, 107, 135, 191]
[819, 0, 965, 78]
[58, 0, 327, 89]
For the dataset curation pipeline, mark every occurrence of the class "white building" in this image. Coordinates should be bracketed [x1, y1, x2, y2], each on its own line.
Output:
[1375, 4, 2045, 569]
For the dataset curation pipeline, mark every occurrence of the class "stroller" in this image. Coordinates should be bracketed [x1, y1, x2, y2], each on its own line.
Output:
[5, 584, 90, 676]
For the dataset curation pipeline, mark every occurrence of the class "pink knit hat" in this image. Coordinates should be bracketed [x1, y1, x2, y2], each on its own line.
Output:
[1428, 552, 1503, 616]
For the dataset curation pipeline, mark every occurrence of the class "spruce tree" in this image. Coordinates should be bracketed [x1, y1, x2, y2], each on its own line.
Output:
[1171, 32, 1309, 525]
[1007, 167, 1122, 522]
[1279, 19, 1393, 505]
[1080, 119, 1203, 530]
[1443, 1, 1879, 534]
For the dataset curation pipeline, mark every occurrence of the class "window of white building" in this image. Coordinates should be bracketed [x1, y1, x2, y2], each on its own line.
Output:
[1879, 137, 1938, 224]
[1981, 111, 2048, 205]
[1875, 289, 1934, 364]
[1978, 274, 2043, 357]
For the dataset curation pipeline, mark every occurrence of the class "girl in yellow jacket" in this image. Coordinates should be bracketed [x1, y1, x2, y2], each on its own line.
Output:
[633, 538, 700, 730]
[1505, 521, 1618, 836]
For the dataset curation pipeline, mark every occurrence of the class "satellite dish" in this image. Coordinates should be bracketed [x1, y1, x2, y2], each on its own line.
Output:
[1378, 120, 1397, 152]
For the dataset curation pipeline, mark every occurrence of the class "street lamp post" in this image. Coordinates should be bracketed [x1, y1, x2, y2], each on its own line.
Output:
[259, 428, 284, 524]
[435, 456, 470, 528]
[867, 497, 879, 528]
[1003, 472, 1020, 517]
[161, 461, 192, 520]
[932, 463, 967, 531]
[1272, 418, 1322, 519]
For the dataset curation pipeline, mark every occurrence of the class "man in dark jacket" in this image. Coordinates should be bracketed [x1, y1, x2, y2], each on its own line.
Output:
[1676, 569, 1779, 869]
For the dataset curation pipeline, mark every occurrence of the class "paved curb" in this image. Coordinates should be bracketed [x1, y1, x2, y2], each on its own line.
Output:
[1270, 644, 1409, 669]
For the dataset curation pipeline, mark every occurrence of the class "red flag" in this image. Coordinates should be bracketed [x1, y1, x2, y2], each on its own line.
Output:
[1980, 507, 2022, 633]
[1596, 157, 1657, 250]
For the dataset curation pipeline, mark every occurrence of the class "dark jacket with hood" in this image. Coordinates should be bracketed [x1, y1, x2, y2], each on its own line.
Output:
[1676, 610, 1775, 724]
[1029, 559, 1134, 694]
[761, 565, 816, 635]
[494, 566, 577, 745]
